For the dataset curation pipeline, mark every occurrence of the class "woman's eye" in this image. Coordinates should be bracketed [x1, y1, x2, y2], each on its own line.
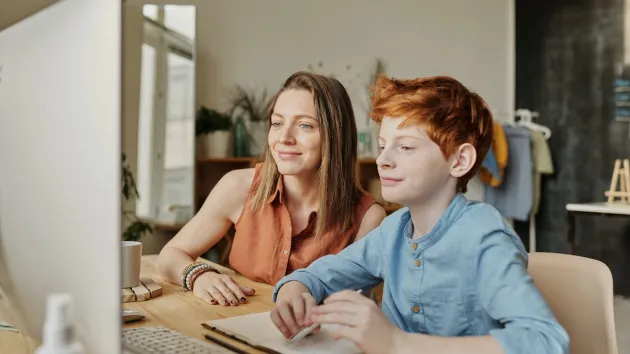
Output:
[400, 146, 415, 151]
[271, 122, 282, 127]
[299, 123, 314, 129]
[378, 145, 385, 151]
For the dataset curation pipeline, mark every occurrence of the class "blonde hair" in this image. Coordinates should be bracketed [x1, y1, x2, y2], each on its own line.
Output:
[249, 71, 363, 238]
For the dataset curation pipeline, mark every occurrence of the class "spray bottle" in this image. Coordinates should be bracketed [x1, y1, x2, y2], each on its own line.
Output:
[35, 293, 84, 354]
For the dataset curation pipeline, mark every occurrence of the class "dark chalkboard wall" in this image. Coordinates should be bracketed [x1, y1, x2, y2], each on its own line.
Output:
[515, 0, 630, 296]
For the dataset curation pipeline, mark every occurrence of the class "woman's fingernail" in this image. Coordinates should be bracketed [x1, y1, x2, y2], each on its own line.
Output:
[231, 300, 237, 305]
[211, 300, 217, 304]
[240, 297, 246, 303]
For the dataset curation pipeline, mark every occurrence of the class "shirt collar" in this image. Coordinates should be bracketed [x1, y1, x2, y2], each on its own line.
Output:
[267, 175, 284, 204]
[402, 192, 468, 250]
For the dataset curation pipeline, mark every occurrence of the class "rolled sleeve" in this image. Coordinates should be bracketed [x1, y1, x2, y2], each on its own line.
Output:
[272, 225, 384, 304]
[474, 230, 569, 354]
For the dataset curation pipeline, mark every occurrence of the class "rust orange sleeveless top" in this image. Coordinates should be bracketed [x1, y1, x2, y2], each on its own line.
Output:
[228, 164, 377, 285]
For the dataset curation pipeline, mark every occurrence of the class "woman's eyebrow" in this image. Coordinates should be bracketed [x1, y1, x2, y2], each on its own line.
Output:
[272, 112, 318, 120]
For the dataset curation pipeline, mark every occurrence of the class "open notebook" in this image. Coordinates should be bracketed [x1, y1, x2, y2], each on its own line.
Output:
[202, 311, 361, 354]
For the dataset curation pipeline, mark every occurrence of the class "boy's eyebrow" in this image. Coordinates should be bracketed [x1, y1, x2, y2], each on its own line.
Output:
[378, 135, 423, 141]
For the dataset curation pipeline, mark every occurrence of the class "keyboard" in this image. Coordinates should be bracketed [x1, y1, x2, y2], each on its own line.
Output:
[122, 326, 230, 354]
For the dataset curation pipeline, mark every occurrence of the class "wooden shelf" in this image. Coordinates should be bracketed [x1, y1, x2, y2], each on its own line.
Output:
[197, 156, 259, 164]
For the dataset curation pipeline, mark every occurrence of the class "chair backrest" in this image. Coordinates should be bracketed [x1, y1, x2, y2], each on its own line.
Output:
[528, 252, 618, 354]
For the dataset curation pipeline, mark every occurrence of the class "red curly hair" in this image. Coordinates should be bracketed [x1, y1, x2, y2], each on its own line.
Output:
[369, 75, 494, 193]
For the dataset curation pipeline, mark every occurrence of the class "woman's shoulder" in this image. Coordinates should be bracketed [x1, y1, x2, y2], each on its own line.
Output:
[213, 167, 256, 205]
[221, 167, 256, 189]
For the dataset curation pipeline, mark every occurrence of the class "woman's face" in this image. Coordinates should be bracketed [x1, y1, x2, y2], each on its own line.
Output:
[268, 89, 322, 176]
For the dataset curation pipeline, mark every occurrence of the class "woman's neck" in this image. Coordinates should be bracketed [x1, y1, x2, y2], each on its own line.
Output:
[408, 188, 457, 239]
[282, 172, 319, 210]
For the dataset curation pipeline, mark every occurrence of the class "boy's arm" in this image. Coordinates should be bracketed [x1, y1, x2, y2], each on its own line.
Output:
[272, 224, 385, 304]
[470, 229, 569, 354]
[391, 229, 569, 354]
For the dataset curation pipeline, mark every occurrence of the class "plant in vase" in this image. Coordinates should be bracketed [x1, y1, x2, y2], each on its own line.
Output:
[226, 85, 272, 156]
[196, 106, 233, 158]
[121, 153, 153, 242]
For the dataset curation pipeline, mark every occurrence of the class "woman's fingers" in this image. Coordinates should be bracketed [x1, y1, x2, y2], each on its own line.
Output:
[198, 291, 217, 305]
[214, 280, 240, 306]
[222, 277, 248, 304]
[238, 284, 256, 296]
[206, 286, 228, 306]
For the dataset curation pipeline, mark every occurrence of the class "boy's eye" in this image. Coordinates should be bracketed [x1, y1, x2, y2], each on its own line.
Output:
[378, 145, 385, 151]
[400, 146, 415, 151]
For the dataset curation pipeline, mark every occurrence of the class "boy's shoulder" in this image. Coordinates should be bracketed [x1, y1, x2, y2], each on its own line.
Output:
[454, 199, 525, 251]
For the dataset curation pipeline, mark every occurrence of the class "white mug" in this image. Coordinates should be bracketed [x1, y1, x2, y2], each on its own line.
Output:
[121, 241, 142, 288]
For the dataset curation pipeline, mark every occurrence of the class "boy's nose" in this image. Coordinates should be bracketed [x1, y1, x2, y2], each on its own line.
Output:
[376, 150, 395, 169]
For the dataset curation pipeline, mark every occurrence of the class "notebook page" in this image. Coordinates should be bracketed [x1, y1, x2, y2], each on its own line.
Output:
[206, 311, 361, 354]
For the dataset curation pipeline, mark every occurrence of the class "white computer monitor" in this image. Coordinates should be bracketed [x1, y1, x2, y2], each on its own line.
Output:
[0, 1, 121, 353]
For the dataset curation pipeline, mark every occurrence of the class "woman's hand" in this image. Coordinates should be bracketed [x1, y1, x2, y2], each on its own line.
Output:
[271, 292, 319, 339]
[192, 272, 255, 306]
[310, 290, 404, 354]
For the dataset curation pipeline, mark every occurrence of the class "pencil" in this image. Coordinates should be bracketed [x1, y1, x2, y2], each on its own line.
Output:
[204, 333, 249, 354]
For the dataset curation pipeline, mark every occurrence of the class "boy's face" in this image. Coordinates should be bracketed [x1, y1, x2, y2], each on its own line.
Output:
[376, 117, 460, 206]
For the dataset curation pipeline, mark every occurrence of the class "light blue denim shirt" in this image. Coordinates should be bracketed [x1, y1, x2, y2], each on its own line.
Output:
[273, 193, 569, 354]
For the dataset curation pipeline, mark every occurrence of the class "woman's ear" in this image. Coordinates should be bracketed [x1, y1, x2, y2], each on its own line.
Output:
[449, 143, 477, 178]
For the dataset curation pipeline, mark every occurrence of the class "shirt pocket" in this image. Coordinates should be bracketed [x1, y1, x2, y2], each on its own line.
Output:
[423, 291, 473, 337]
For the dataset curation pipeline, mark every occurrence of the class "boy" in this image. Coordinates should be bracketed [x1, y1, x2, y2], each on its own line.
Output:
[270, 75, 569, 354]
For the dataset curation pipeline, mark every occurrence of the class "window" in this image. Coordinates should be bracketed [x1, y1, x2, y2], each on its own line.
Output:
[136, 5, 195, 223]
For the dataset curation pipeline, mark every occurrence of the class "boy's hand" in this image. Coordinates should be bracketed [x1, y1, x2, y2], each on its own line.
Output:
[310, 290, 403, 354]
[271, 290, 319, 339]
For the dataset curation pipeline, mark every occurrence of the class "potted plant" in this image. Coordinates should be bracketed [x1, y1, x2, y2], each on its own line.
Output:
[196, 106, 233, 158]
[226, 86, 272, 156]
[121, 153, 153, 242]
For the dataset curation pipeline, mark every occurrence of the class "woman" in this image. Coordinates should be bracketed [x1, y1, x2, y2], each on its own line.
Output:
[155, 71, 386, 306]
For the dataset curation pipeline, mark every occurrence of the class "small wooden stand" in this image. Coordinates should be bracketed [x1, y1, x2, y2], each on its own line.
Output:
[122, 278, 163, 303]
[605, 159, 630, 204]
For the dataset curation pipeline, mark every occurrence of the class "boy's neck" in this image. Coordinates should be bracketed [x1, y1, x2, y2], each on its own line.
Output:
[408, 188, 457, 239]
[282, 172, 319, 210]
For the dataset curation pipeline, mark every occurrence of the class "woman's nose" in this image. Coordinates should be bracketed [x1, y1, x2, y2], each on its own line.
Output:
[278, 126, 296, 145]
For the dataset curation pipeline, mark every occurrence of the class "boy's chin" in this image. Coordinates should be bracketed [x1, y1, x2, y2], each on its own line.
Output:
[381, 192, 405, 206]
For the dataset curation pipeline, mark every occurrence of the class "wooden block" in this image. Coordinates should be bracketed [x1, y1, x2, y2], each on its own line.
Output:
[121, 288, 135, 303]
[130, 283, 151, 301]
[140, 278, 163, 298]
[122, 278, 163, 303]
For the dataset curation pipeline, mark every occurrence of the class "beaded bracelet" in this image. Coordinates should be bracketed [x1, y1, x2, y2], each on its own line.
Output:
[181, 262, 219, 291]
[185, 264, 212, 290]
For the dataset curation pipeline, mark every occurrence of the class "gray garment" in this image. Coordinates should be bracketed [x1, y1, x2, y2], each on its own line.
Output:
[484, 125, 533, 221]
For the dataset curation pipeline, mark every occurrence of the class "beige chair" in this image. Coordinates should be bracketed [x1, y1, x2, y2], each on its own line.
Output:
[528, 252, 618, 354]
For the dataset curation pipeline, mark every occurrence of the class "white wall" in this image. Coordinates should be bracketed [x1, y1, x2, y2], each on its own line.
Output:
[197, 0, 514, 131]
[127, 0, 514, 131]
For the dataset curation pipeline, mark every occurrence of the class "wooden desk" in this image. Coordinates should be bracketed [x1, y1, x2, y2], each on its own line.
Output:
[123, 255, 275, 346]
[566, 202, 630, 254]
[0, 255, 275, 353]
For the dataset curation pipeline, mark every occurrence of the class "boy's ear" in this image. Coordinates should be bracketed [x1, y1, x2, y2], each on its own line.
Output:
[449, 143, 477, 178]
